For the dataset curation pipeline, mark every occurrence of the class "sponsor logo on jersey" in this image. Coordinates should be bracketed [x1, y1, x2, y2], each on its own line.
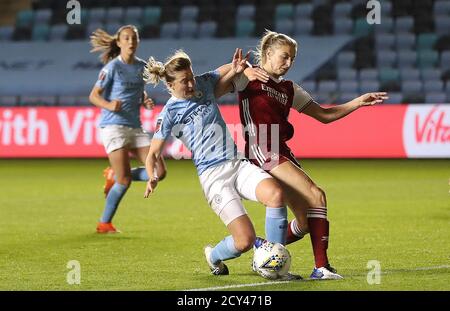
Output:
[183, 105, 212, 125]
[261, 84, 288, 105]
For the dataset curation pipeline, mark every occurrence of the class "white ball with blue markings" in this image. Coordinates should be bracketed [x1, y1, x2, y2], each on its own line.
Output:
[253, 241, 291, 280]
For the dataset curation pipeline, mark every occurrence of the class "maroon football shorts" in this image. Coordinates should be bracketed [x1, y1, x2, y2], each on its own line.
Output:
[246, 144, 301, 173]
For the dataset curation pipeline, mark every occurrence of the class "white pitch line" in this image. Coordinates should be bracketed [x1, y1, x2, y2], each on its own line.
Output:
[185, 280, 298, 292]
[404, 265, 450, 271]
[184, 265, 450, 291]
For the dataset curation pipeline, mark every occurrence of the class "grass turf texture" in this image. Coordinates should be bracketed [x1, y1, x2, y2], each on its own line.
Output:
[0, 159, 448, 290]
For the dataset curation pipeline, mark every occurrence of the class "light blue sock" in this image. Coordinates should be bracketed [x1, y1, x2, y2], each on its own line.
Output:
[210, 236, 242, 264]
[265, 207, 288, 245]
[130, 167, 149, 181]
[100, 183, 128, 223]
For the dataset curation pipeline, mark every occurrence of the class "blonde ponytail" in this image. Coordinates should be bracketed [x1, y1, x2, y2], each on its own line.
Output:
[144, 57, 166, 85]
[90, 28, 120, 64]
[144, 50, 192, 86]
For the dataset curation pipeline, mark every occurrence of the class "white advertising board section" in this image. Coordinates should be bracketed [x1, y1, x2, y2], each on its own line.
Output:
[402, 105, 450, 158]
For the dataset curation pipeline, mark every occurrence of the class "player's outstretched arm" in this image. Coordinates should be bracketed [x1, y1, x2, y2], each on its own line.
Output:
[215, 48, 250, 98]
[144, 138, 166, 198]
[302, 92, 388, 124]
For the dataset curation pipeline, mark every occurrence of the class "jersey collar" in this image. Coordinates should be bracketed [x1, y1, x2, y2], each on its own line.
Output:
[258, 67, 283, 83]
[118, 55, 136, 64]
[269, 74, 284, 83]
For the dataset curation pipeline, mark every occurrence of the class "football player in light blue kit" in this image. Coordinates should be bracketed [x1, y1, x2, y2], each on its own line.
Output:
[143, 49, 298, 279]
[89, 25, 166, 233]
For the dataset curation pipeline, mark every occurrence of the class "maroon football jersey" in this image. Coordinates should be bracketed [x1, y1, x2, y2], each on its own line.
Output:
[234, 74, 313, 168]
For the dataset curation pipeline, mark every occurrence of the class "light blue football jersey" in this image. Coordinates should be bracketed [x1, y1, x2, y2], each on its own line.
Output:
[95, 55, 146, 128]
[153, 70, 237, 175]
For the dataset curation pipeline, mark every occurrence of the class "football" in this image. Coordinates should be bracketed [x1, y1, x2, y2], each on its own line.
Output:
[253, 240, 291, 280]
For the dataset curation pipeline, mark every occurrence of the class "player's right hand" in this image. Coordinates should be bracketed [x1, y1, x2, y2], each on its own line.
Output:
[108, 99, 122, 112]
[231, 48, 251, 74]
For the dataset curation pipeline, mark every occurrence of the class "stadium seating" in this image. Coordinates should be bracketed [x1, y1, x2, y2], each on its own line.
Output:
[1, 0, 449, 106]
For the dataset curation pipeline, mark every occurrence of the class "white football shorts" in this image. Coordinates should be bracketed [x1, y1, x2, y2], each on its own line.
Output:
[100, 125, 152, 154]
[199, 159, 273, 226]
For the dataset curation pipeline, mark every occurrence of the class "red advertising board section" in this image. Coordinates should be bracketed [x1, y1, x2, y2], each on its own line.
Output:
[220, 104, 407, 158]
[0, 105, 448, 158]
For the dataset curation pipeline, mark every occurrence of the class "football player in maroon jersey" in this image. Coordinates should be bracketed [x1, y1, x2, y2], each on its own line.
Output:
[230, 30, 388, 279]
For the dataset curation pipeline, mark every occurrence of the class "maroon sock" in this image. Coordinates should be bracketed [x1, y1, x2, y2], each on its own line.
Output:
[307, 208, 329, 268]
[286, 219, 308, 245]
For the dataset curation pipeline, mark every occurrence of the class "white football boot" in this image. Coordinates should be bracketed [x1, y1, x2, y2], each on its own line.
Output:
[204, 245, 229, 275]
[310, 264, 343, 280]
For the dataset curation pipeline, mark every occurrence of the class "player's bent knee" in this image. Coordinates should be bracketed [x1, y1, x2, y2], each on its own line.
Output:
[265, 183, 285, 207]
[234, 234, 256, 252]
[116, 176, 132, 188]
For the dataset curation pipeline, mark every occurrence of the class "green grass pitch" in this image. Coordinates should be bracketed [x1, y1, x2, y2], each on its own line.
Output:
[0, 158, 448, 290]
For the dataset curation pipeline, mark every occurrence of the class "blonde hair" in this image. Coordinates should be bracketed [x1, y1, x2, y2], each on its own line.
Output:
[144, 50, 192, 86]
[255, 29, 298, 66]
[90, 25, 139, 64]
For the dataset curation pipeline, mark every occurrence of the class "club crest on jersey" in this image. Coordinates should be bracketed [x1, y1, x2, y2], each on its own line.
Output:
[270, 153, 279, 161]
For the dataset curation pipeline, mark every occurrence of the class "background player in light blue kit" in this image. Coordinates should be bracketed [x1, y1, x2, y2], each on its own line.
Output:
[89, 25, 166, 234]
[143, 49, 299, 279]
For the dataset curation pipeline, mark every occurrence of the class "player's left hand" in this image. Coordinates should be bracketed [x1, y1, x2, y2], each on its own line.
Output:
[244, 67, 269, 83]
[144, 178, 158, 198]
[143, 93, 155, 110]
[356, 92, 389, 106]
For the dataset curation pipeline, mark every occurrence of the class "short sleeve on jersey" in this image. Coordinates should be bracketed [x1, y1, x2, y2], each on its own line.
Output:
[292, 82, 314, 112]
[152, 106, 173, 140]
[95, 64, 114, 90]
[232, 73, 250, 92]
[196, 70, 220, 93]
